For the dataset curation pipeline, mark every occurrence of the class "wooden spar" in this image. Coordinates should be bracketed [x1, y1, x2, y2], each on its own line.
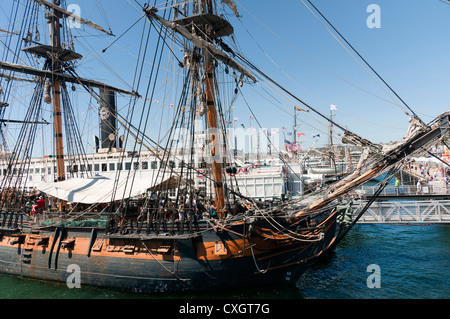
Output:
[0, 119, 49, 125]
[306, 164, 386, 212]
[33, 0, 114, 36]
[0, 61, 137, 96]
[293, 117, 449, 221]
[49, 0, 65, 181]
[0, 28, 18, 35]
[204, 54, 225, 215]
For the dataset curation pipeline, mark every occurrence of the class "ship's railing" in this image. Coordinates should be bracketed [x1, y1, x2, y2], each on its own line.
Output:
[36, 209, 204, 236]
[112, 207, 202, 236]
[0, 210, 24, 230]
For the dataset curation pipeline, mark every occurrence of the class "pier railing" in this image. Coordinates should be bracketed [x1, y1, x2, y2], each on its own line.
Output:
[357, 183, 450, 196]
[354, 199, 450, 224]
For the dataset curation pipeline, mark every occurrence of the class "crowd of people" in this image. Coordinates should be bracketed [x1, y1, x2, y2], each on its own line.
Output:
[404, 162, 450, 184]
[401, 161, 450, 195]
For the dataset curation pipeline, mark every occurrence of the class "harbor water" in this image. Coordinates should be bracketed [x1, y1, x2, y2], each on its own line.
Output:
[0, 224, 448, 299]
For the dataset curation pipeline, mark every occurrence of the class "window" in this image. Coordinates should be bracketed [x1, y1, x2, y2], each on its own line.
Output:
[151, 161, 157, 169]
[117, 163, 123, 171]
[125, 162, 131, 170]
[169, 161, 175, 169]
[142, 162, 148, 170]
[109, 163, 115, 171]
[94, 164, 99, 172]
[133, 162, 139, 170]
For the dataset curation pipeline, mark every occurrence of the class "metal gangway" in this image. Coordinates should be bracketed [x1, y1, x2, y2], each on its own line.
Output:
[357, 184, 450, 197]
[354, 199, 450, 224]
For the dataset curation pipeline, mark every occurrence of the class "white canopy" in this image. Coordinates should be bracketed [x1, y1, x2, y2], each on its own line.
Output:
[36, 175, 151, 204]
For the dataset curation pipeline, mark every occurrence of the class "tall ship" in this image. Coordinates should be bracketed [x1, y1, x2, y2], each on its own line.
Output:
[0, 0, 448, 292]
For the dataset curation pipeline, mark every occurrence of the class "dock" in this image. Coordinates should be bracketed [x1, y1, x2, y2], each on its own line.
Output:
[354, 167, 450, 223]
[354, 199, 450, 224]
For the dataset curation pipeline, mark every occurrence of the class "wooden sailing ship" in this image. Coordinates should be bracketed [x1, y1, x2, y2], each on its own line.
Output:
[0, 0, 448, 293]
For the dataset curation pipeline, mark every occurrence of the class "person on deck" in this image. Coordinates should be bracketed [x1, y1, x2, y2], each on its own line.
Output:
[395, 178, 401, 195]
[416, 180, 423, 195]
[25, 199, 32, 215]
[210, 201, 217, 218]
[31, 201, 39, 224]
[37, 196, 45, 214]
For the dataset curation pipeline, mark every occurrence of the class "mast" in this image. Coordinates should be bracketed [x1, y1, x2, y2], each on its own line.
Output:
[48, 0, 65, 181]
[328, 107, 335, 166]
[202, 0, 225, 215]
[143, 1, 253, 217]
[204, 54, 225, 215]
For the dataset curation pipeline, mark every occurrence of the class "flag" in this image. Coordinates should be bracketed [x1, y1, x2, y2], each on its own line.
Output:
[330, 104, 338, 110]
[154, 100, 159, 103]
[313, 134, 321, 138]
[272, 129, 279, 134]
[169, 104, 174, 107]
[297, 133, 305, 138]
[234, 118, 238, 122]
[88, 106, 94, 110]
[295, 106, 308, 112]
[282, 126, 287, 130]
[284, 139, 292, 150]
[284, 139, 298, 152]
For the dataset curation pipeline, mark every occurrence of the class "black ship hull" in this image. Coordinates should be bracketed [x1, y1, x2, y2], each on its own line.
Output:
[0, 210, 342, 293]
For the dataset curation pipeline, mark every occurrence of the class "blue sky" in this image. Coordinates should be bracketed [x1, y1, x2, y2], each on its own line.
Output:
[229, 0, 450, 145]
[1, 0, 450, 155]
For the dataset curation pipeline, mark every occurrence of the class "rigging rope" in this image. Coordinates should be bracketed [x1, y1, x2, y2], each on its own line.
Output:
[302, 0, 425, 126]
